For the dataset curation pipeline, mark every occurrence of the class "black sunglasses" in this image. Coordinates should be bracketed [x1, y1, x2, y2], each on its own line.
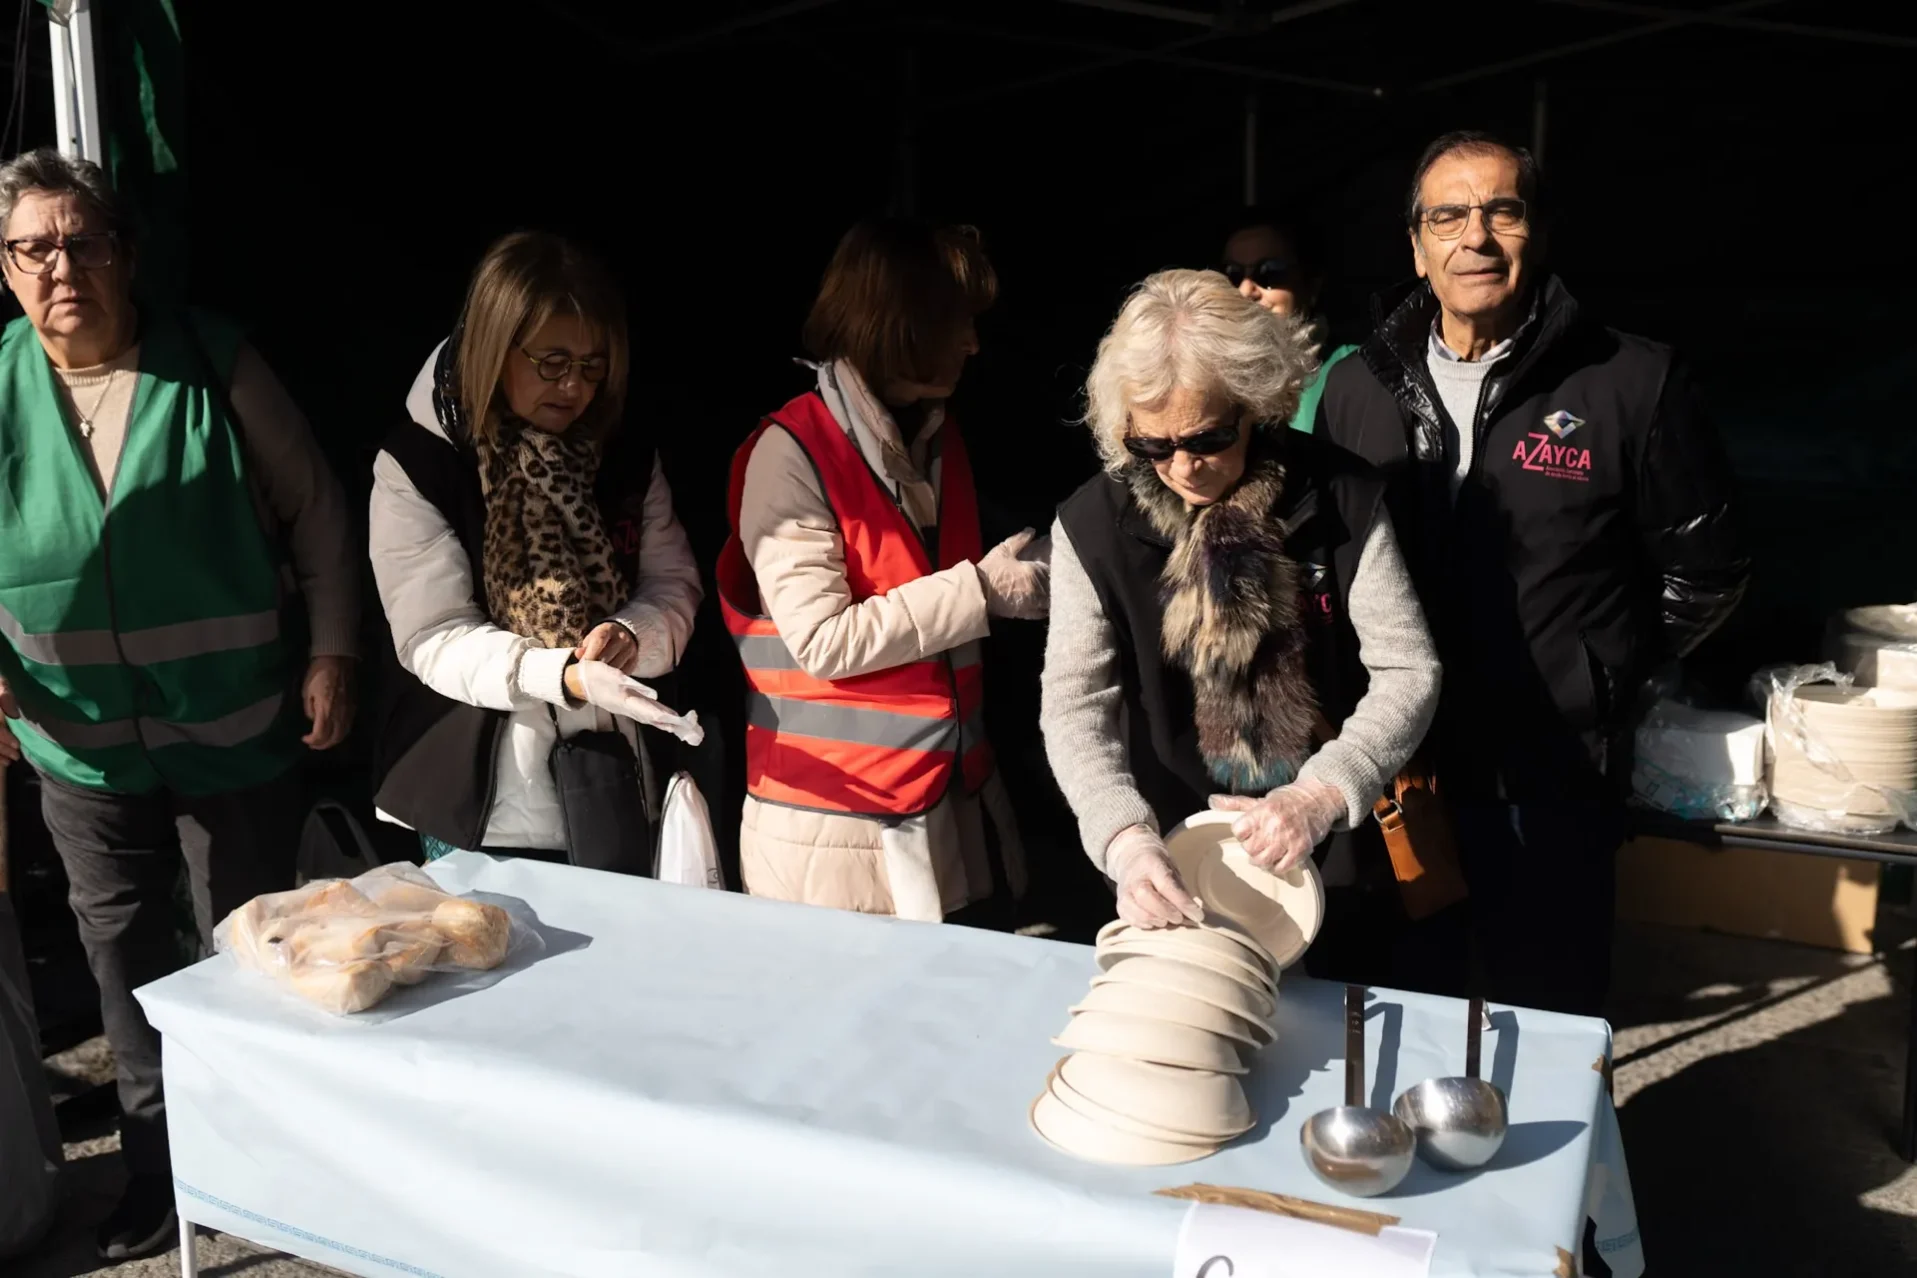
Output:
[1122, 422, 1241, 463]
[1221, 258, 1296, 291]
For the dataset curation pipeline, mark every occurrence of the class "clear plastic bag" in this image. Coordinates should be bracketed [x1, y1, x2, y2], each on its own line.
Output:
[1630, 699, 1768, 821]
[1761, 663, 1917, 836]
[214, 863, 544, 1015]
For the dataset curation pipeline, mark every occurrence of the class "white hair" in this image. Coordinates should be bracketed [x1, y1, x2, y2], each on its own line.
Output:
[1083, 268, 1319, 472]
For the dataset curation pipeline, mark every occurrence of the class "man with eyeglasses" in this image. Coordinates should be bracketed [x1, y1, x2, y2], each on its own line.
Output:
[1316, 130, 1750, 1017]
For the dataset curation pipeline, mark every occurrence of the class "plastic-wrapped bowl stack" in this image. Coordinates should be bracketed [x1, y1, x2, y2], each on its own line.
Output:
[1830, 604, 1917, 692]
[1028, 811, 1324, 1166]
[1768, 684, 1917, 834]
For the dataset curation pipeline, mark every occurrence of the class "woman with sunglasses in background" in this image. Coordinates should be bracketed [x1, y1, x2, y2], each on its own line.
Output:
[716, 218, 1045, 925]
[1040, 271, 1438, 979]
[1219, 205, 1357, 434]
[369, 231, 704, 866]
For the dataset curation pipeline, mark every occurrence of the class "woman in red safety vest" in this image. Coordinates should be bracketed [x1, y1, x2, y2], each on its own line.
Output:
[716, 219, 1047, 924]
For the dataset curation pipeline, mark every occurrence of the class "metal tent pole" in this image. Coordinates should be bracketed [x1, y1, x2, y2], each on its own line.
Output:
[46, 0, 104, 163]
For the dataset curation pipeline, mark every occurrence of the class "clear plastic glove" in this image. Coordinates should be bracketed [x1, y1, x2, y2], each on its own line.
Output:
[1105, 824, 1205, 928]
[1208, 778, 1345, 872]
[975, 528, 1050, 621]
[568, 659, 705, 747]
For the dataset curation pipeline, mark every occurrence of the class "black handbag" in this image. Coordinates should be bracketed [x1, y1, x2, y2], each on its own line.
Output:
[547, 712, 655, 877]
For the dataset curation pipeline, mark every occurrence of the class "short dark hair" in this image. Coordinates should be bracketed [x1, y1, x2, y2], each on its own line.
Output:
[0, 147, 131, 240]
[1404, 131, 1543, 230]
[1221, 203, 1326, 283]
[802, 218, 997, 388]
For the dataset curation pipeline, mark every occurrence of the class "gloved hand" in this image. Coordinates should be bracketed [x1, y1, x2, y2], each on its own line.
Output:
[975, 528, 1050, 621]
[1105, 824, 1205, 928]
[1208, 778, 1345, 872]
[567, 659, 705, 747]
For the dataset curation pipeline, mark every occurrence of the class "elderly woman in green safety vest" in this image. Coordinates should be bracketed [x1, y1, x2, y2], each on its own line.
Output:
[0, 148, 358, 1263]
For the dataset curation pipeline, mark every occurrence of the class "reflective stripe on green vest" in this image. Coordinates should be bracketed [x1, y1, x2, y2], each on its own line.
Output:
[0, 310, 300, 796]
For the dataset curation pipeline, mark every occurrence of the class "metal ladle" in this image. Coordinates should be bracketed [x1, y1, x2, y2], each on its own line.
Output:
[1392, 995, 1510, 1172]
[1300, 985, 1415, 1197]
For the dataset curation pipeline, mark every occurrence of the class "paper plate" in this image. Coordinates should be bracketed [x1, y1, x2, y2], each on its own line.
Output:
[1095, 917, 1278, 975]
[1162, 811, 1326, 969]
[1071, 980, 1273, 1048]
[1046, 1058, 1252, 1143]
[1029, 1087, 1220, 1166]
[1052, 1009, 1248, 1074]
[1094, 937, 1276, 992]
[1090, 954, 1275, 1024]
[1058, 1052, 1252, 1141]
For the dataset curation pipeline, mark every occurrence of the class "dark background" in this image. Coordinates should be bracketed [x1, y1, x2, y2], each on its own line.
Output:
[6, 0, 1917, 941]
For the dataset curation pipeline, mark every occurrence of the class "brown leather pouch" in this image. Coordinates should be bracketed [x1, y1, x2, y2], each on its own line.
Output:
[1372, 765, 1469, 920]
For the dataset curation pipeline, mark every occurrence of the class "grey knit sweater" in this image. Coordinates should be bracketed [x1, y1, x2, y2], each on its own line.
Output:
[1040, 510, 1441, 883]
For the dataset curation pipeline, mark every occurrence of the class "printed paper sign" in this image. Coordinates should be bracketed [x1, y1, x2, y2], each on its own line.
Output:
[1172, 1202, 1437, 1278]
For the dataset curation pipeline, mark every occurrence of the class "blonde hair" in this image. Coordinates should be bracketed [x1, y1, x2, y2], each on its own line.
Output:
[1083, 268, 1318, 472]
[453, 231, 629, 444]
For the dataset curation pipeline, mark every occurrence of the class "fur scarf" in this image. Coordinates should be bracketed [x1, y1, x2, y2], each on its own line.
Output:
[1126, 447, 1317, 792]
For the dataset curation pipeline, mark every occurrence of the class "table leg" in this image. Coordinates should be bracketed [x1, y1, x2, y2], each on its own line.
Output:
[179, 1212, 198, 1278]
[1903, 949, 1916, 1163]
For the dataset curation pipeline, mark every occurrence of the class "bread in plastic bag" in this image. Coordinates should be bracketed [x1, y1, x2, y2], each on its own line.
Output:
[216, 863, 534, 1014]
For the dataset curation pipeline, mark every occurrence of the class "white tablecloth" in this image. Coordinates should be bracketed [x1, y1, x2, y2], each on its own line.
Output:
[137, 853, 1641, 1277]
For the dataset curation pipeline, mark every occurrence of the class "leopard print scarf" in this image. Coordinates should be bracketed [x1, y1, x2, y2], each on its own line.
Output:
[475, 421, 630, 650]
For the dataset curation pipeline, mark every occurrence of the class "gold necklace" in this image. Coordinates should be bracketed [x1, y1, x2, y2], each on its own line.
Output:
[70, 369, 118, 440]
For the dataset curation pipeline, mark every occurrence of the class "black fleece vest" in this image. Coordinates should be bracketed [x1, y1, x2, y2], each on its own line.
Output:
[1056, 432, 1382, 838]
[369, 421, 653, 849]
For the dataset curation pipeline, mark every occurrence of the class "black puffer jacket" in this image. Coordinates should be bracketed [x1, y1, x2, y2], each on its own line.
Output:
[1317, 275, 1749, 804]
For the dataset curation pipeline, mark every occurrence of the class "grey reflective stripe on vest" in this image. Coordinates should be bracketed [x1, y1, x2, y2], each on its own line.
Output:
[747, 693, 958, 753]
[737, 632, 981, 675]
[19, 692, 285, 751]
[733, 633, 800, 671]
[0, 601, 279, 668]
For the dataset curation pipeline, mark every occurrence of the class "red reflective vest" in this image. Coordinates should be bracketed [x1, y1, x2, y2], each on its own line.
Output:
[717, 391, 993, 816]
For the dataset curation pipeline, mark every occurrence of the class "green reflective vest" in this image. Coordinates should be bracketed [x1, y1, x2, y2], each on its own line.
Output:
[0, 310, 300, 796]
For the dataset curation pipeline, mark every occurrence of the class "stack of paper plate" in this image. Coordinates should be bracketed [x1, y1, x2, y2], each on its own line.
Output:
[1030, 812, 1325, 1165]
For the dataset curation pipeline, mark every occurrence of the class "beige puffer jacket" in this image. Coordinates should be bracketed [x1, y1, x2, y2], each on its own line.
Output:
[735, 362, 1026, 920]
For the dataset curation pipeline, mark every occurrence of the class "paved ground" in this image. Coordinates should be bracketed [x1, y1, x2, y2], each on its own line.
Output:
[15, 914, 1917, 1277]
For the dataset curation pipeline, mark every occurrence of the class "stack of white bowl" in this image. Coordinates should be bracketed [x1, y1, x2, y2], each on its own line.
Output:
[1769, 683, 1917, 833]
[1029, 919, 1279, 1165]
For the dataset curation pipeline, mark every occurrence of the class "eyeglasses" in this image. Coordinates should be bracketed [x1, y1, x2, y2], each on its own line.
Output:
[4, 232, 117, 274]
[520, 348, 609, 383]
[1221, 258, 1296, 291]
[1122, 421, 1241, 463]
[1418, 198, 1528, 241]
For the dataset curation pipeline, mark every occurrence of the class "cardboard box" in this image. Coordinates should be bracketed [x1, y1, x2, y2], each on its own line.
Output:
[1616, 836, 1880, 954]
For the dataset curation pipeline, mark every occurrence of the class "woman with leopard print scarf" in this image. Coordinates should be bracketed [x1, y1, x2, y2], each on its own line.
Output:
[370, 231, 704, 860]
[1040, 270, 1441, 985]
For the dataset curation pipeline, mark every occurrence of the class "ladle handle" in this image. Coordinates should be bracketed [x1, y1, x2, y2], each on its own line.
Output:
[1466, 995, 1484, 1080]
[1344, 985, 1365, 1108]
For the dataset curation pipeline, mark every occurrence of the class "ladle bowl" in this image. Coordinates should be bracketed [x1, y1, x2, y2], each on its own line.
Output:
[1300, 1104, 1416, 1197]
[1391, 1076, 1508, 1171]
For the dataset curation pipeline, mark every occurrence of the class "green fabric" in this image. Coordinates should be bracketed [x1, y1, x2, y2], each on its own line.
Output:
[1289, 343, 1358, 434]
[0, 310, 299, 796]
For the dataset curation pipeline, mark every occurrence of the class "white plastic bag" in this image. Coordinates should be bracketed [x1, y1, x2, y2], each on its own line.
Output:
[1630, 699, 1768, 821]
[655, 771, 724, 889]
[215, 863, 544, 1014]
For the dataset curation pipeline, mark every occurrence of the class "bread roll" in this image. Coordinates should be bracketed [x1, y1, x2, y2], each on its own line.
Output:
[287, 957, 395, 1014]
[375, 923, 446, 985]
[431, 899, 511, 970]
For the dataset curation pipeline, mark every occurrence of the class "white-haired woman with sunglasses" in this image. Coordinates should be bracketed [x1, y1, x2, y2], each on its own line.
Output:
[369, 231, 703, 866]
[1040, 270, 1440, 972]
[0, 147, 356, 1261]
